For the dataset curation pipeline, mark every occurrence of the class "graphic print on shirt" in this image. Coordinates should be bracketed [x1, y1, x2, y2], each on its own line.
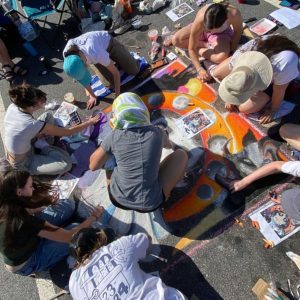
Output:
[79, 244, 130, 300]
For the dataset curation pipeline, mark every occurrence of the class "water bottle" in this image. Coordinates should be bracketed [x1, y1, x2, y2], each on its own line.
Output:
[18, 21, 38, 42]
[1, 0, 12, 12]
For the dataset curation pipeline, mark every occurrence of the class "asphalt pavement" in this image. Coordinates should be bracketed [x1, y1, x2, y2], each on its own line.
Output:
[0, 1, 300, 299]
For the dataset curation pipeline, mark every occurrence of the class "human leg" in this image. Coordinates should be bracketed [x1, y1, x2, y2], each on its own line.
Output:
[15, 223, 78, 276]
[201, 35, 231, 64]
[159, 149, 188, 199]
[0, 38, 15, 81]
[171, 24, 192, 49]
[108, 38, 140, 75]
[279, 124, 300, 151]
[26, 146, 72, 176]
[36, 199, 76, 226]
[238, 91, 271, 114]
[210, 56, 231, 81]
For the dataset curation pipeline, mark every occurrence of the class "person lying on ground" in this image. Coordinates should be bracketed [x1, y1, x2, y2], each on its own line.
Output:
[215, 34, 300, 124]
[63, 31, 140, 109]
[227, 160, 300, 193]
[172, 3, 243, 81]
[4, 84, 101, 176]
[0, 166, 104, 276]
[69, 228, 186, 300]
[89, 92, 188, 212]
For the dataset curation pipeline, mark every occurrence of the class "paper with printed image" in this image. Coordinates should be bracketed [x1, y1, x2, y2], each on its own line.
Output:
[166, 3, 194, 22]
[52, 173, 79, 199]
[249, 200, 300, 246]
[175, 108, 213, 138]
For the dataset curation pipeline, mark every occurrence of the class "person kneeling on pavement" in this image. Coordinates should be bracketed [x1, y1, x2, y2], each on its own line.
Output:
[69, 228, 186, 299]
[4, 84, 100, 176]
[63, 31, 140, 109]
[0, 166, 104, 276]
[89, 92, 188, 212]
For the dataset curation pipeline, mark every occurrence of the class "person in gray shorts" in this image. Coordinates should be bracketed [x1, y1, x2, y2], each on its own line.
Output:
[90, 92, 188, 212]
[63, 31, 140, 109]
[4, 84, 100, 176]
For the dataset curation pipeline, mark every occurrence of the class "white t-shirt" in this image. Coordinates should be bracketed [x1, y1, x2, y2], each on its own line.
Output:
[63, 31, 111, 67]
[230, 37, 299, 85]
[69, 233, 186, 300]
[4, 103, 45, 154]
[281, 161, 300, 177]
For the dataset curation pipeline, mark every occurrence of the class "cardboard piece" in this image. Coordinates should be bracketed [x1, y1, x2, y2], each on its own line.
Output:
[252, 278, 288, 300]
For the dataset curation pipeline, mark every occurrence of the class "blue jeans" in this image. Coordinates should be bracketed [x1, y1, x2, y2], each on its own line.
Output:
[15, 199, 77, 276]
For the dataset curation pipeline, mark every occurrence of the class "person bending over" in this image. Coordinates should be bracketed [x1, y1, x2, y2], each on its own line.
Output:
[90, 92, 188, 212]
[172, 3, 243, 81]
[214, 34, 300, 124]
[4, 84, 100, 176]
[0, 167, 103, 276]
[63, 31, 140, 109]
[69, 228, 186, 299]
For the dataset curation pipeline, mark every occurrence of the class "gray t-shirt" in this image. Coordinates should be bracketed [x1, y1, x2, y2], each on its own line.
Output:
[101, 126, 164, 211]
[4, 104, 45, 155]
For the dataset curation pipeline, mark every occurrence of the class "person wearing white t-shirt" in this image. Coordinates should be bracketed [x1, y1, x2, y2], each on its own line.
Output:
[69, 229, 186, 300]
[213, 34, 300, 124]
[228, 160, 300, 193]
[63, 31, 140, 109]
[4, 84, 100, 176]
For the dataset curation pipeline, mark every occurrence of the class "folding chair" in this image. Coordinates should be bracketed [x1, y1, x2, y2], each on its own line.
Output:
[11, 0, 72, 44]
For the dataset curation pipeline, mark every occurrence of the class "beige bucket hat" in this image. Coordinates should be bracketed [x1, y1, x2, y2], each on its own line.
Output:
[218, 51, 273, 105]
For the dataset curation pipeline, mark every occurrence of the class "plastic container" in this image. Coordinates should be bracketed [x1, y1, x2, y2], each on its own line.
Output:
[249, 18, 277, 36]
[64, 92, 76, 103]
[148, 29, 158, 41]
[132, 19, 142, 29]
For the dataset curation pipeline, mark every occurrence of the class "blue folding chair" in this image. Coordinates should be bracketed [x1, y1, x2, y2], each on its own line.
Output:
[10, 0, 72, 44]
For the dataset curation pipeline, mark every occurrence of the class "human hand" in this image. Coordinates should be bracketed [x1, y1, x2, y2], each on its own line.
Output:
[88, 113, 101, 125]
[197, 67, 211, 82]
[89, 205, 104, 221]
[229, 179, 248, 193]
[259, 108, 274, 124]
[87, 95, 97, 110]
[225, 103, 239, 112]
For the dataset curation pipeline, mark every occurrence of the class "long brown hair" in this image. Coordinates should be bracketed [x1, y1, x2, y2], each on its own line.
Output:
[0, 166, 56, 250]
[255, 34, 300, 60]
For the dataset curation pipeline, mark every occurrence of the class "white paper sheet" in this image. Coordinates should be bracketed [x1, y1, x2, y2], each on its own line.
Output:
[270, 8, 300, 29]
[166, 2, 194, 22]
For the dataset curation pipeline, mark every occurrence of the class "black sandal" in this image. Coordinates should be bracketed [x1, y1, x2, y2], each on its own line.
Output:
[2, 64, 15, 82]
[12, 64, 28, 76]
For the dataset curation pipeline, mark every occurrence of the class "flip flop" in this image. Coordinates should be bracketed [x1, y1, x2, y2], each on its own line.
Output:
[12, 64, 28, 76]
[2, 64, 15, 82]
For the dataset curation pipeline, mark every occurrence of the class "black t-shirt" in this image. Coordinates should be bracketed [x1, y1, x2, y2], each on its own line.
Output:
[0, 215, 45, 266]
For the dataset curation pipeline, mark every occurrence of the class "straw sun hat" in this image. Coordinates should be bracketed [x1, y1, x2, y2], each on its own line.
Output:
[218, 51, 273, 105]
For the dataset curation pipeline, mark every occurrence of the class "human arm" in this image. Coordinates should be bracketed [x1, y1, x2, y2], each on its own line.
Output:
[228, 7, 243, 52]
[85, 85, 98, 110]
[106, 61, 121, 97]
[230, 161, 285, 192]
[89, 146, 110, 171]
[38, 205, 104, 243]
[40, 114, 101, 137]
[188, 12, 210, 81]
[259, 83, 289, 124]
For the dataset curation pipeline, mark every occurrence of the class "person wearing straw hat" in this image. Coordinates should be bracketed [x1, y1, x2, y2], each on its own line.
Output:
[216, 35, 300, 124]
[218, 51, 275, 123]
[89, 92, 188, 212]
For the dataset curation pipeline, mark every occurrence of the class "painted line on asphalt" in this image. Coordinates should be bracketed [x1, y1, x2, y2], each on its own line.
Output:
[0, 93, 58, 300]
